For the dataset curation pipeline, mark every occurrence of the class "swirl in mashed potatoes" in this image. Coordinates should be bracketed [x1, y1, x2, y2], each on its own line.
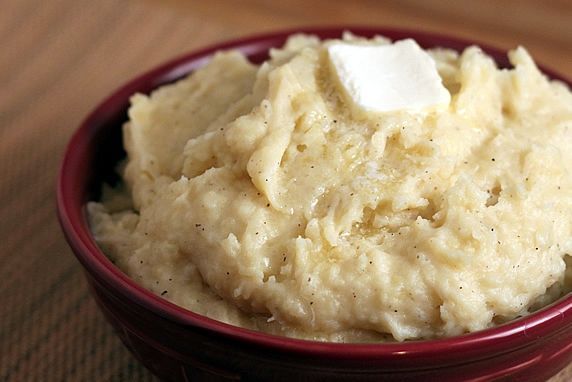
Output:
[89, 34, 572, 342]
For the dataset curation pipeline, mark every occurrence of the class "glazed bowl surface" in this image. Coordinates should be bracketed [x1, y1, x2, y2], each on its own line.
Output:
[57, 26, 572, 381]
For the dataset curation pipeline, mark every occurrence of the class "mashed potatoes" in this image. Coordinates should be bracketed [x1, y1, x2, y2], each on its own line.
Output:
[89, 34, 572, 342]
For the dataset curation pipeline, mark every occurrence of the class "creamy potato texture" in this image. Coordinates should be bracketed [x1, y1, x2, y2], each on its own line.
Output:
[89, 34, 572, 342]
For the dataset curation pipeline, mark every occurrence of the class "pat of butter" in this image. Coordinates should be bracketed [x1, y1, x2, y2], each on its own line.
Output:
[327, 39, 450, 113]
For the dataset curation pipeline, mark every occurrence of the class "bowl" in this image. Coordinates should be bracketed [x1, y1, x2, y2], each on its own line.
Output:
[57, 27, 572, 381]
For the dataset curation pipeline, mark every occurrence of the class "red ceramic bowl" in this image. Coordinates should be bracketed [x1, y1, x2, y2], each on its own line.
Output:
[57, 27, 572, 381]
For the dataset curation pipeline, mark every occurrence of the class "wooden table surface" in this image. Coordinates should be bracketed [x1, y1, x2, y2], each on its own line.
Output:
[1, 0, 571, 380]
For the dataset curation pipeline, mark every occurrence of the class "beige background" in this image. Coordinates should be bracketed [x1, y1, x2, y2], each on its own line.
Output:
[1, 0, 571, 380]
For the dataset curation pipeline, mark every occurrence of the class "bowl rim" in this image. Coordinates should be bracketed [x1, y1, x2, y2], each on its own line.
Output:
[57, 25, 572, 361]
